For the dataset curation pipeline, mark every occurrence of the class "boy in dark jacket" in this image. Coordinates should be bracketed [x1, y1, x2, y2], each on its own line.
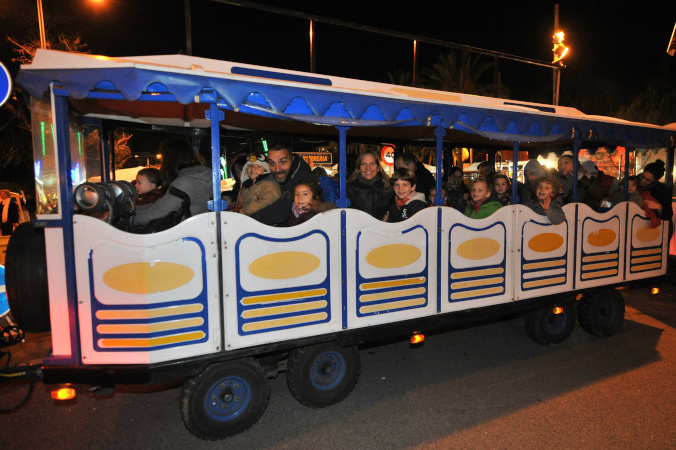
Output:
[387, 168, 427, 222]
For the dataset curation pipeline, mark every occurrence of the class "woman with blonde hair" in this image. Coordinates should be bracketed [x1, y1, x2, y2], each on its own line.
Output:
[346, 149, 393, 220]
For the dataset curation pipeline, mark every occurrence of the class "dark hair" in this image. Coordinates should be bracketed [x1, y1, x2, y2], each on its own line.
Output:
[478, 160, 493, 170]
[492, 173, 511, 188]
[535, 175, 561, 194]
[158, 138, 205, 192]
[396, 152, 418, 166]
[449, 166, 463, 176]
[137, 167, 161, 187]
[268, 139, 292, 158]
[294, 178, 323, 202]
[391, 167, 417, 186]
[312, 166, 328, 177]
[347, 148, 391, 188]
[643, 160, 665, 181]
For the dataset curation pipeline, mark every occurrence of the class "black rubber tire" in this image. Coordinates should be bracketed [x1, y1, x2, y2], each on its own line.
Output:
[286, 342, 360, 408]
[524, 303, 576, 345]
[5, 222, 50, 332]
[180, 359, 270, 440]
[577, 289, 625, 337]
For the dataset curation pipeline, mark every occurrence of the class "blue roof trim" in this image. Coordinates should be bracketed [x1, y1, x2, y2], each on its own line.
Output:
[230, 66, 333, 86]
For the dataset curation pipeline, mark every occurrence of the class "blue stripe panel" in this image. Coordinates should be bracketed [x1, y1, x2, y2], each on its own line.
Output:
[231, 66, 333, 86]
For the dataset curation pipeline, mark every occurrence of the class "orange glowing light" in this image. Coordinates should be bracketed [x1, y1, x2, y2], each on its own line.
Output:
[410, 332, 425, 344]
[651, 287, 660, 295]
[552, 306, 564, 315]
[51, 387, 76, 401]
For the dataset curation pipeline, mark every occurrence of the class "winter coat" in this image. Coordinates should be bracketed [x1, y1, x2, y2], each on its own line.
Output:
[387, 192, 427, 222]
[129, 164, 212, 228]
[464, 199, 502, 219]
[446, 184, 469, 212]
[641, 181, 673, 221]
[136, 188, 163, 206]
[526, 195, 566, 225]
[239, 173, 282, 216]
[317, 175, 339, 205]
[287, 200, 336, 226]
[346, 175, 394, 220]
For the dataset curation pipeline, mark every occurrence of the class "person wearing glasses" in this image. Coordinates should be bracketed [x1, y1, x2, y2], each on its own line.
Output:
[638, 160, 673, 223]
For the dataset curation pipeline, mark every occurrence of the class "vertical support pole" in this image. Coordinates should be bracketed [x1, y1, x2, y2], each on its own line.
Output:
[208, 102, 224, 211]
[623, 147, 631, 201]
[572, 128, 581, 202]
[512, 142, 520, 204]
[335, 126, 350, 208]
[666, 145, 674, 192]
[37, 0, 46, 50]
[309, 20, 316, 73]
[553, 4, 560, 106]
[412, 40, 418, 87]
[185, 0, 192, 56]
[434, 126, 446, 206]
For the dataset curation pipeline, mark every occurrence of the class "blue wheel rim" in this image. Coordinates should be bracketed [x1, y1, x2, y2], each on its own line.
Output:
[204, 376, 251, 421]
[310, 351, 346, 391]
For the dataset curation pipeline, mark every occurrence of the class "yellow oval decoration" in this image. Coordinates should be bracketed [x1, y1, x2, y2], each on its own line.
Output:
[636, 226, 661, 243]
[103, 262, 194, 294]
[366, 244, 421, 269]
[528, 233, 564, 253]
[249, 251, 320, 279]
[457, 238, 501, 260]
[587, 228, 617, 247]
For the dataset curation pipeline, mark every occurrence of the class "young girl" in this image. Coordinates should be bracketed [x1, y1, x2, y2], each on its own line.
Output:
[288, 179, 335, 226]
[492, 174, 512, 206]
[135, 167, 162, 205]
[607, 176, 643, 208]
[238, 153, 281, 217]
[387, 168, 427, 222]
[526, 176, 565, 225]
[465, 177, 501, 219]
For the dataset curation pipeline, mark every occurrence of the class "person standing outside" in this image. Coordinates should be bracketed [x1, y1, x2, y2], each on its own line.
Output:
[0, 189, 19, 236]
[251, 141, 314, 226]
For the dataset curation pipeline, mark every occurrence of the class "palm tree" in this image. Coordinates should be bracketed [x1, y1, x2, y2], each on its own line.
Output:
[419, 50, 496, 96]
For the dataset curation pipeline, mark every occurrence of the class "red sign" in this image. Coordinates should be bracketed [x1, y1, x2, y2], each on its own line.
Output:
[381, 146, 395, 166]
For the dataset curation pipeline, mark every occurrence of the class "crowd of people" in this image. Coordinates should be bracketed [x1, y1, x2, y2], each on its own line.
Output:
[121, 139, 673, 232]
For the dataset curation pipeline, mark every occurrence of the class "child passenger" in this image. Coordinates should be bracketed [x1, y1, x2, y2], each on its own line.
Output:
[387, 168, 428, 222]
[288, 179, 335, 226]
[238, 153, 282, 217]
[527, 176, 566, 225]
[135, 167, 162, 205]
[492, 174, 512, 206]
[465, 177, 501, 219]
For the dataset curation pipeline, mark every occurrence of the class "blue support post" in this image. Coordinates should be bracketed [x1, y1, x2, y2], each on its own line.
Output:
[434, 126, 446, 206]
[512, 142, 520, 204]
[206, 102, 225, 212]
[335, 126, 350, 208]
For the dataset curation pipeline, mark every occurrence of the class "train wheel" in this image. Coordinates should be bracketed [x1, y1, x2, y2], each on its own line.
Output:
[286, 342, 360, 408]
[525, 303, 576, 345]
[180, 359, 270, 440]
[577, 289, 625, 337]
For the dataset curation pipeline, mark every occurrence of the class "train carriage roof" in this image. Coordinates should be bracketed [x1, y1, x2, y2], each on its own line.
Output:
[17, 49, 676, 150]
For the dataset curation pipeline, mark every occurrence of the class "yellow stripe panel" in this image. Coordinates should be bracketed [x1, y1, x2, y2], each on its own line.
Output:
[360, 287, 426, 303]
[631, 248, 661, 257]
[582, 261, 618, 271]
[99, 331, 205, 348]
[522, 277, 566, 289]
[361, 277, 426, 291]
[523, 259, 566, 270]
[582, 253, 618, 263]
[95, 304, 203, 320]
[450, 286, 503, 300]
[359, 297, 426, 314]
[581, 269, 618, 280]
[97, 317, 204, 334]
[451, 267, 504, 280]
[632, 263, 662, 272]
[242, 289, 327, 305]
[631, 255, 662, 264]
[451, 277, 504, 290]
[241, 300, 328, 319]
[242, 313, 328, 332]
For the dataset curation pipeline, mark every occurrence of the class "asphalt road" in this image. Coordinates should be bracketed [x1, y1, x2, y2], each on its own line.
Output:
[2, 283, 675, 449]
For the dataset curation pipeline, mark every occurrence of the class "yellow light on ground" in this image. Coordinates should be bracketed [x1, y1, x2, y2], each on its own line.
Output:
[410, 332, 425, 344]
[552, 306, 564, 315]
[51, 387, 76, 401]
[651, 287, 660, 295]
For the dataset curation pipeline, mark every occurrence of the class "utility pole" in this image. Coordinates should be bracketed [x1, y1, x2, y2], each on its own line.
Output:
[553, 4, 561, 105]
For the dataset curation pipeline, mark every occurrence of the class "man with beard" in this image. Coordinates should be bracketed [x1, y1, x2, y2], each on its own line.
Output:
[250, 141, 315, 226]
[520, 159, 545, 205]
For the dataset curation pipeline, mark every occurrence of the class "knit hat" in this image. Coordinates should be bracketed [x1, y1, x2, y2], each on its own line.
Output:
[581, 160, 598, 174]
[523, 159, 545, 178]
[241, 152, 270, 183]
[643, 160, 665, 181]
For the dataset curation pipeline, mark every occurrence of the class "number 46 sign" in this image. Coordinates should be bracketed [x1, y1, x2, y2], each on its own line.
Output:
[381, 145, 395, 166]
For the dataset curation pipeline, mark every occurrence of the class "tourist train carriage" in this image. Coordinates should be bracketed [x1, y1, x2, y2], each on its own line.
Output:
[9, 49, 675, 439]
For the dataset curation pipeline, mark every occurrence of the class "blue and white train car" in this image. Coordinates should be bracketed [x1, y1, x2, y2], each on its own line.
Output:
[7, 49, 675, 439]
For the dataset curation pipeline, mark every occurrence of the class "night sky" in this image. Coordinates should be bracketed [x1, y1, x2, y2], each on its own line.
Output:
[3, 0, 676, 111]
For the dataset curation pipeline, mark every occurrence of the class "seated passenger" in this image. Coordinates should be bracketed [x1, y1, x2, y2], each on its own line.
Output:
[492, 174, 512, 206]
[395, 152, 436, 203]
[312, 166, 339, 205]
[126, 138, 212, 230]
[135, 167, 162, 206]
[638, 160, 672, 227]
[446, 166, 469, 212]
[581, 160, 619, 210]
[387, 168, 427, 222]
[465, 177, 501, 219]
[557, 154, 591, 204]
[521, 159, 546, 205]
[429, 186, 448, 206]
[607, 176, 643, 208]
[288, 179, 335, 226]
[238, 153, 282, 217]
[525, 175, 566, 225]
[346, 149, 394, 221]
